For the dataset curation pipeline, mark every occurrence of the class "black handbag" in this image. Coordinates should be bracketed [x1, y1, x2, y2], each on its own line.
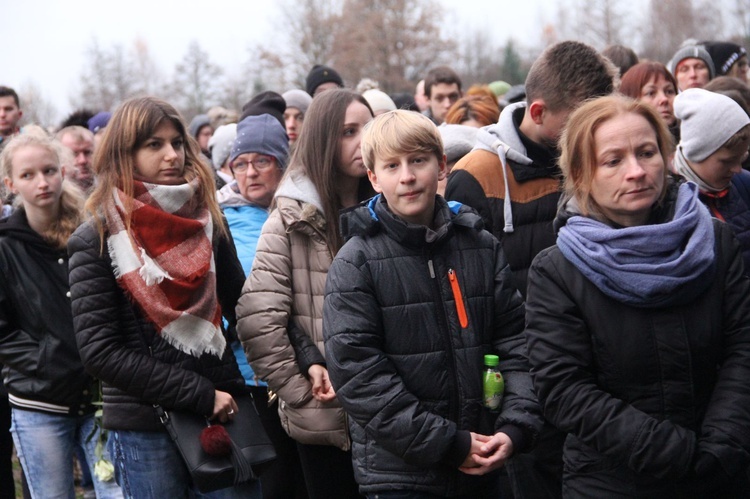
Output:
[156, 393, 277, 493]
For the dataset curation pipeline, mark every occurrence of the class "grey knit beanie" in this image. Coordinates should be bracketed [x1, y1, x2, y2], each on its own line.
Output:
[230, 115, 290, 168]
[675, 88, 750, 162]
[188, 114, 211, 138]
[668, 45, 716, 80]
[207, 123, 237, 170]
[282, 89, 313, 115]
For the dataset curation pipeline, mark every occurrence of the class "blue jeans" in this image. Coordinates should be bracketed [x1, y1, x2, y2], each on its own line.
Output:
[108, 429, 262, 498]
[10, 408, 122, 499]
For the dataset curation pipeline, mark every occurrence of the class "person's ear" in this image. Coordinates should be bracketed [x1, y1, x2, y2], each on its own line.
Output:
[437, 154, 448, 181]
[3, 177, 15, 195]
[366, 168, 383, 193]
[528, 101, 546, 125]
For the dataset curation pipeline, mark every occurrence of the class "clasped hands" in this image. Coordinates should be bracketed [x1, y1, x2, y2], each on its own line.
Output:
[459, 431, 514, 475]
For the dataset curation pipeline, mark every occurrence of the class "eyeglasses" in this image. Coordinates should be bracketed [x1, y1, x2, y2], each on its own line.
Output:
[232, 156, 275, 174]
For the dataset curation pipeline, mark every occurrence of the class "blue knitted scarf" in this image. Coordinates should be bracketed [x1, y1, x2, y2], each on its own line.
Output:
[557, 182, 715, 307]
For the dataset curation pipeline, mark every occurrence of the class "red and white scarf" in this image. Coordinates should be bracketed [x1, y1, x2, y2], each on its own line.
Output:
[104, 179, 225, 358]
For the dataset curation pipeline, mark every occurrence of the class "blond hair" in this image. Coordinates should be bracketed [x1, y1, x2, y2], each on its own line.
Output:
[55, 126, 94, 144]
[361, 110, 444, 172]
[0, 134, 84, 249]
[559, 95, 673, 218]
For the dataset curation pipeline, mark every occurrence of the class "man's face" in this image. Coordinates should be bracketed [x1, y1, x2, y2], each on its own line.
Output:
[675, 58, 711, 91]
[59, 133, 95, 191]
[196, 125, 213, 152]
[0, 96, 22, 137]
[539, 106, 574, 149]
[428, 83, 461, 124]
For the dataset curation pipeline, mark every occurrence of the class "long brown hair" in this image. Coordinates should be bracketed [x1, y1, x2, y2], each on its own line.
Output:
[0, 133, 84, 249]
[86, 97, 225, 247]
[284, 88, 373, 252]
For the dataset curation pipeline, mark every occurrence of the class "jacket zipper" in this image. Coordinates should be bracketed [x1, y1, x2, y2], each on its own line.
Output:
[428, 257, 460, 495]
[448, 269, 468, 329]
[428, 260, 460, 414]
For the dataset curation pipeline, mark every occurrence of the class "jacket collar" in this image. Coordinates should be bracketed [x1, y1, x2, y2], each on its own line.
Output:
[340, 194, 483, 248]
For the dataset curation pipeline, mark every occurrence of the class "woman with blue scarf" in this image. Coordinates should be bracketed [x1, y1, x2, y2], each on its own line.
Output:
[525, 95, 750, 498]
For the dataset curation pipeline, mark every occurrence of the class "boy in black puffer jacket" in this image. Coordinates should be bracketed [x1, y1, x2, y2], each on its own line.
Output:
[323, 110, 542, 498]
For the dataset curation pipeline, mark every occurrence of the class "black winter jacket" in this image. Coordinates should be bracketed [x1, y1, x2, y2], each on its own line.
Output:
[526, 205, 750, 497]
[0, 210, 95, 416]
[324, 195, 542, 496]
[68, 220, 247, 432]
[445, 103, 562, 296]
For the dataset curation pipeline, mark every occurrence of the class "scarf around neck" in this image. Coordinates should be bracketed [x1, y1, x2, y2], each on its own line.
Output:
[674, 146, 724, 193]
[104, 178, 225, 358]
[557, 182, 715, 307]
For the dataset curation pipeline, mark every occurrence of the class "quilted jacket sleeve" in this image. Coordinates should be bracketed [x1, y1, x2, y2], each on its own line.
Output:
[68, 223, 216, 416]
[288, 320, 326, 377]
[698, 222, 750, 477]
[235, 209, 313, 408]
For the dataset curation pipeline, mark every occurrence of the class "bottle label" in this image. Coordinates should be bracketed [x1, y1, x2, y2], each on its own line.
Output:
[483, 371, 504, 410]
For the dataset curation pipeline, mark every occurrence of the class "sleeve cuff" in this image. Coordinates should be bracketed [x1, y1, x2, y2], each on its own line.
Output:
[498, 424, 526, 455]
[442, 430, 472, 468]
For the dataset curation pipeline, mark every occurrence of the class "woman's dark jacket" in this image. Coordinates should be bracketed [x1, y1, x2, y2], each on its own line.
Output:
[68, 220, 247, 432]
[324, 195, 542, 496]
[0, 209, 94, 416]
[525, 196, 750, 497]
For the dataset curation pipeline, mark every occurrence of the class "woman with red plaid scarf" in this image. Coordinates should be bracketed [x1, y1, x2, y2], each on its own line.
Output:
[67, 97, 260, 498]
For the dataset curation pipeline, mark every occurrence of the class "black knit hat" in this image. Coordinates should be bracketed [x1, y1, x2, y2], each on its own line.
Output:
[240, 91, 286, 129]
[702, 41, 748, 76]
[305, 65, 344, 96]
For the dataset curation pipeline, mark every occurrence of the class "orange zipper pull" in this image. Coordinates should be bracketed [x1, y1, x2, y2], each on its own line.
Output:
[448, 268, 468, 329]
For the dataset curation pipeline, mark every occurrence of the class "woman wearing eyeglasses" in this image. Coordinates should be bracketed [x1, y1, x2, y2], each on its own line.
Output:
[217, 113, 310, 499]
[218, 114, 288, 270]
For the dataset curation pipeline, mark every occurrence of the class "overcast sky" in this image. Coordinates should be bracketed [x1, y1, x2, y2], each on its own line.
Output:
[3, 0, 566, 120]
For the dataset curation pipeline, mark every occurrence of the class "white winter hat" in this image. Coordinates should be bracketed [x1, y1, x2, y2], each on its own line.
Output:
[675, 88, 749, 162]
[362, 89, 397, 114]
[208, 124, 237, 170]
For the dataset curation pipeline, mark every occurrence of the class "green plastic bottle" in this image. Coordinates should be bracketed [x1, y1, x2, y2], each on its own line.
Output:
[483, 355, 504, 411]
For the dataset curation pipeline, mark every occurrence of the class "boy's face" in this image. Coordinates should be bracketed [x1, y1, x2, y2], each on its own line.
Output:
[367, 151, 447, 227]
[690, 138, 750, 190]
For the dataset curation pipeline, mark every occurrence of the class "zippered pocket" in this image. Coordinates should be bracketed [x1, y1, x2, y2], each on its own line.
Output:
[448, 268, 468, 328]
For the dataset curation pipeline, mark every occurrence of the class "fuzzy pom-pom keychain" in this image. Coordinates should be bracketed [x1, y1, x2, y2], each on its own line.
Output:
[200, 424, 232, 456]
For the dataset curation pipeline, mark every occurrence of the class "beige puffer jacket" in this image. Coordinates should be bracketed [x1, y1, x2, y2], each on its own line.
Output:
[236, 169, 349, 450]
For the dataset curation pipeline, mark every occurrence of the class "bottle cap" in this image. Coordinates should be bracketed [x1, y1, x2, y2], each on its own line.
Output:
[484, 354, 499, 367]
